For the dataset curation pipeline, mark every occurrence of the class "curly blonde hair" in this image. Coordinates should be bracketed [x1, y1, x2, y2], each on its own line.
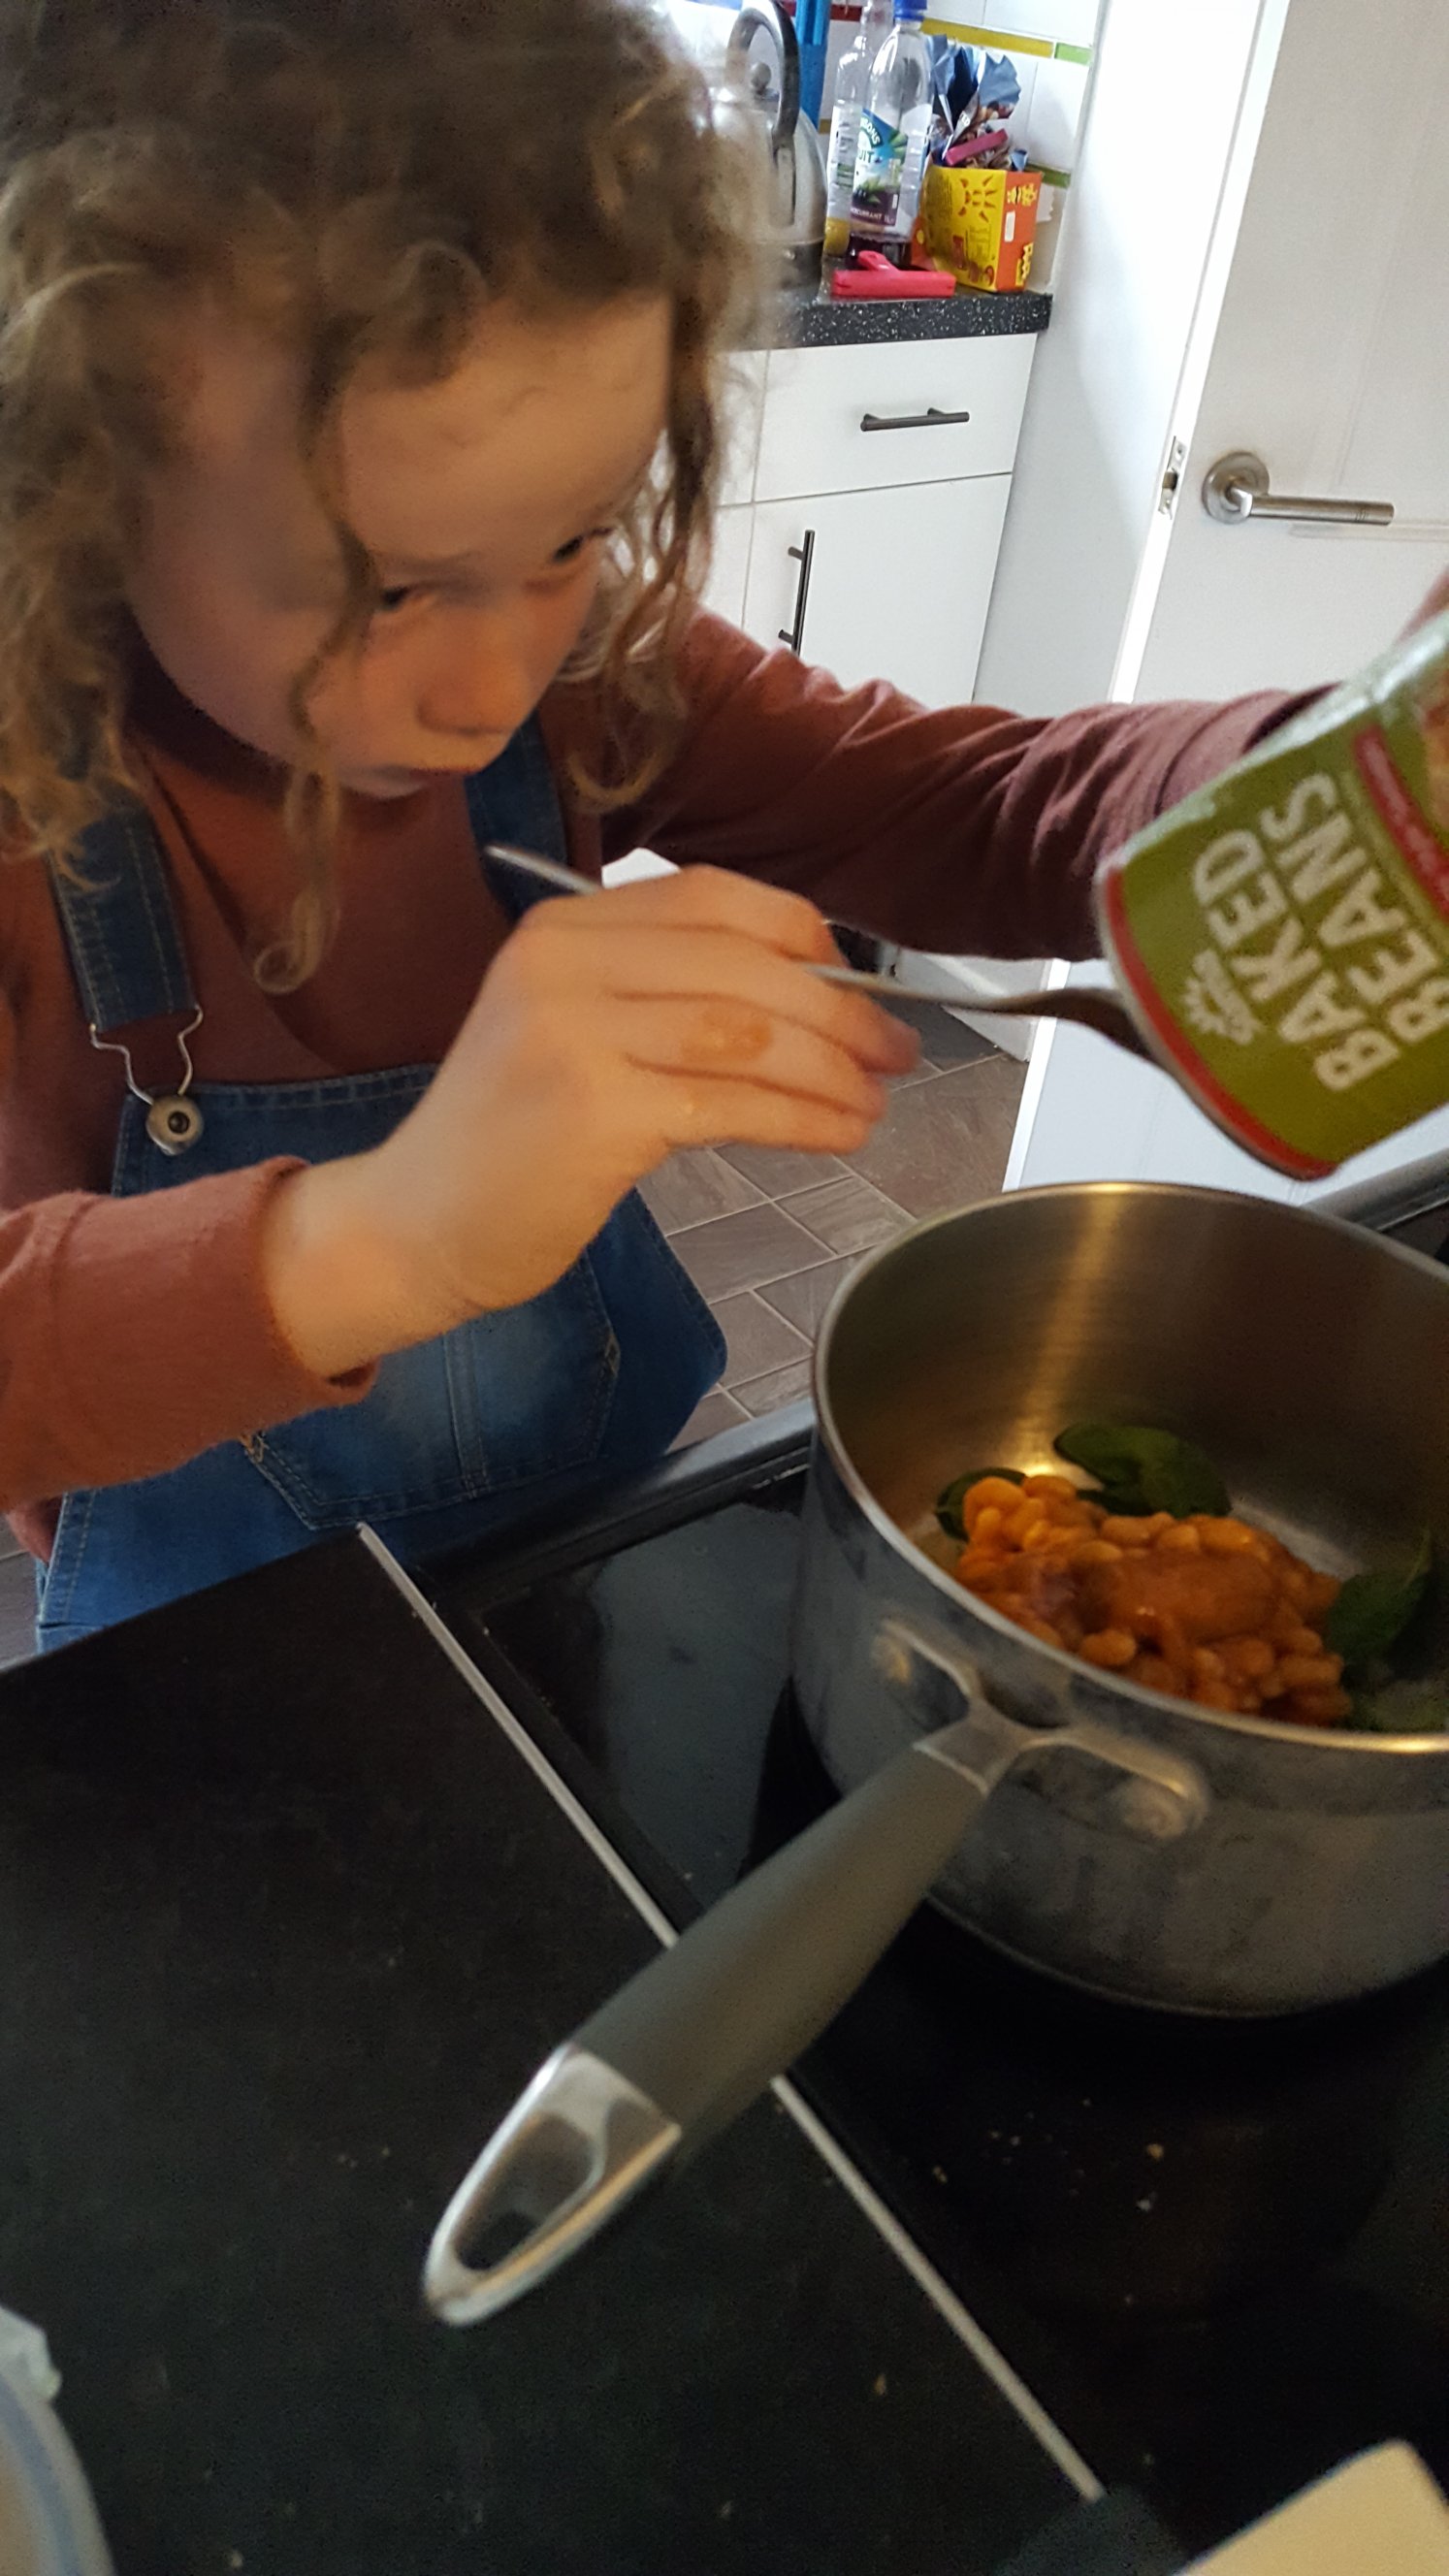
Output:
[0, 0, 758, 984]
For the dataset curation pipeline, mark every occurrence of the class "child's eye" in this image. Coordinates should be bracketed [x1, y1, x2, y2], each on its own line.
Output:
[375, 584, 421, 614]
[550, 527, 612, 567]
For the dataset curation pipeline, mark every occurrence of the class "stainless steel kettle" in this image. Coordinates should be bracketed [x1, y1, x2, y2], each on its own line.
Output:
[715, 0, 827, 284]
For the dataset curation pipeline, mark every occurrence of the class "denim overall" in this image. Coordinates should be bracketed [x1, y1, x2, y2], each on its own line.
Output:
[34, 721, 724, 1649]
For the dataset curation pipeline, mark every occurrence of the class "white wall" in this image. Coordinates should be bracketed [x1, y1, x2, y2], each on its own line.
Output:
[965, 0, 1097, 42]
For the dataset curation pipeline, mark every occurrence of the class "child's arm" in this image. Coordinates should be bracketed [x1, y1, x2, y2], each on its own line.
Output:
[582, 608, 1325, 960]
[0, 866, 914, 1506]
[261, 866, 913, 1380]
[0, 1160, 375, 1517]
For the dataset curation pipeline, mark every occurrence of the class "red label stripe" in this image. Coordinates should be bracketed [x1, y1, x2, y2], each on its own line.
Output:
[1353, 724, 1449, 921]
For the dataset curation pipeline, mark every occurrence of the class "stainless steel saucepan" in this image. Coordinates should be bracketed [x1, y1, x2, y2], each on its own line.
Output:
[424, 1183, 1449, 2327]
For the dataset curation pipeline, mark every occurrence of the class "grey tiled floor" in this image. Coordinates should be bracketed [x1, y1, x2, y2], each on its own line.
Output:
[649, 998, 1026, 1442]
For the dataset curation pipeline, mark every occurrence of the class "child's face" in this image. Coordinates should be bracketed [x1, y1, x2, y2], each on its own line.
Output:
[126, 294, 671, 796]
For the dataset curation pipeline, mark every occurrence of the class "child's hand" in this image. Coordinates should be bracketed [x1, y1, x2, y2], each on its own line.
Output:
[263, 868, 918, 1377]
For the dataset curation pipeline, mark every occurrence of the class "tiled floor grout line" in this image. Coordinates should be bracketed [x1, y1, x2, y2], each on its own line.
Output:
[722, 1287, 813, 1324]
[732, 1357, 811, 1389]
[670, 1177, 914, 1246]
[748, 1249, 862, 1291]
[689, 1228, 873, 1271]
[662, 1182, 905, 1248]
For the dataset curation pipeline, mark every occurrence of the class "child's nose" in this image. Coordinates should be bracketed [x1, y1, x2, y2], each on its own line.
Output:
[416, 608, 535, 744]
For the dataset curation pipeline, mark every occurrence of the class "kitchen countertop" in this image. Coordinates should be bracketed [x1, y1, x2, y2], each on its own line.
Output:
[0, 1530, 1081, 2575]
[768, 279, 1051, 347]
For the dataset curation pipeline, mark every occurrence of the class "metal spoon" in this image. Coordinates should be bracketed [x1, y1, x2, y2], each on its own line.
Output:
[484, 841, 1152, 1060]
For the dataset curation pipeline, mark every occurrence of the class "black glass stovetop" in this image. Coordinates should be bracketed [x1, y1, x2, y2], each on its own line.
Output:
[425, 1403, 1449, 2561]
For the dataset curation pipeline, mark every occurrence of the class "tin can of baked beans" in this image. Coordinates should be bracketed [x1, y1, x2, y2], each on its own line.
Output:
[1096, 609, 1449, 1176]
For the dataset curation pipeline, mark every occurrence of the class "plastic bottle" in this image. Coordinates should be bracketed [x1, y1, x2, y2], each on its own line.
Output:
[849, 0, 932, 260]
[821, 0, 894, 259]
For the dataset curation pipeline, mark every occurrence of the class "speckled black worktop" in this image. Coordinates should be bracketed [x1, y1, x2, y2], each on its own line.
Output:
[769, 279, 1050, 347]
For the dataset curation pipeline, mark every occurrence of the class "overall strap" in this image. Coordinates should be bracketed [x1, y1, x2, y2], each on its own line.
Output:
[48, 802, 207, 1154]
[47, 802, 198, 1034]
[463, 717, 572, 919]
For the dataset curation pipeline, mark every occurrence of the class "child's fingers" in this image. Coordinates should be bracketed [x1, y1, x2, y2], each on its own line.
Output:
[603, 997, 889, 1124]
[629, 1063, 884, 1162]
[543, 863, 843, 964]
[520, 917, 918, 1076]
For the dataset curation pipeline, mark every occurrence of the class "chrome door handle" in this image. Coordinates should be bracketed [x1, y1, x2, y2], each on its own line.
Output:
[1203, 449, 1394, 528]
[777, 527, 815, 655]
[859, 404, 972, 433]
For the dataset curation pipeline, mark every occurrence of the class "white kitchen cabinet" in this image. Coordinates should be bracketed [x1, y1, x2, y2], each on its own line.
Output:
[700, 500, 754, 628]
[718, 351, 766, 510]
[733, 330, 1038, 709]
[742, 475, 1012, 710]
[613, 322, 1045, 915]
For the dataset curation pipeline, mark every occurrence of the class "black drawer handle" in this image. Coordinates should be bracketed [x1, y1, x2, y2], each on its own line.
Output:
[777, 527, 816, 656]
[859, 404, 972, 433]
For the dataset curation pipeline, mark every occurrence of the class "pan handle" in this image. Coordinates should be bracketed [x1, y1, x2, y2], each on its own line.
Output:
[875, 1621, 1214, 1846]
[423, 1655, 1208, 2327]
[424, 1725, 996, 2325]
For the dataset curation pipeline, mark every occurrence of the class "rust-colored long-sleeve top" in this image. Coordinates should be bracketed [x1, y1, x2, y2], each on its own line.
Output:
[0, 609, 1306, 1554]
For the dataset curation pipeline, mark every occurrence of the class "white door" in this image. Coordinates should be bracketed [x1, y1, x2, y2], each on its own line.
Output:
[742, 477, 1012, 710]
[1011, 0, 1449, 1204]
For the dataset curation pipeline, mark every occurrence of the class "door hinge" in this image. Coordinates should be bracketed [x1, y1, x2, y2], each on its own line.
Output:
[1159, 436, 1187, 516]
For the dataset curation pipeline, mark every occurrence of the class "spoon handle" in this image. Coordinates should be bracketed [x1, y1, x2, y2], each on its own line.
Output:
[810, 961, 1151, 1057]
[484, 842, 1151, 1061]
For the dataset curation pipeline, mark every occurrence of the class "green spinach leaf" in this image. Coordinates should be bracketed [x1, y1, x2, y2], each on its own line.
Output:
[1324, 1529, 1433, 1670]
[1052, 1423, 1230, 1519]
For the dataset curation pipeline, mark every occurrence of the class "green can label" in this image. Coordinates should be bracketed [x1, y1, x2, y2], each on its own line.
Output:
[1097, 610, 1449, 1175]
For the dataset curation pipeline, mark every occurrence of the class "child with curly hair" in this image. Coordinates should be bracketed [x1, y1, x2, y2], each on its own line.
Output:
[0, 0, 1331, 1644]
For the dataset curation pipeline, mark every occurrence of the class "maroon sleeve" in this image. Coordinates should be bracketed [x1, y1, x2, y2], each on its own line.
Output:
[601, 612, 1321, 961]
[0, 1160, 372, 1516]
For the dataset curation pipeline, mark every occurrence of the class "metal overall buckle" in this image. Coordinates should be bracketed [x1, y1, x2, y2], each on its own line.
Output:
[89, 1006, 206, 1155]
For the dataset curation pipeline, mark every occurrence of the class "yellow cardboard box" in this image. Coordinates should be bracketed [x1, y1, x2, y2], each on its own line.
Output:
[917, 164, 1042, 292]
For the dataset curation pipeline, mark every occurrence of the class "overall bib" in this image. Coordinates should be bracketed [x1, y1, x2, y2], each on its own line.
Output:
[34, 723, 724, 1649]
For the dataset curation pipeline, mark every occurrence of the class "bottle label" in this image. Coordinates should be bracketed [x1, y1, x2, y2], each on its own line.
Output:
[826, 100, 862, 209]
[851, 109, 907, 228]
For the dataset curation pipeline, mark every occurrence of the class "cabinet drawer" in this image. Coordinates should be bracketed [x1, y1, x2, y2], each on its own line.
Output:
[756, 335, 1035, 502]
